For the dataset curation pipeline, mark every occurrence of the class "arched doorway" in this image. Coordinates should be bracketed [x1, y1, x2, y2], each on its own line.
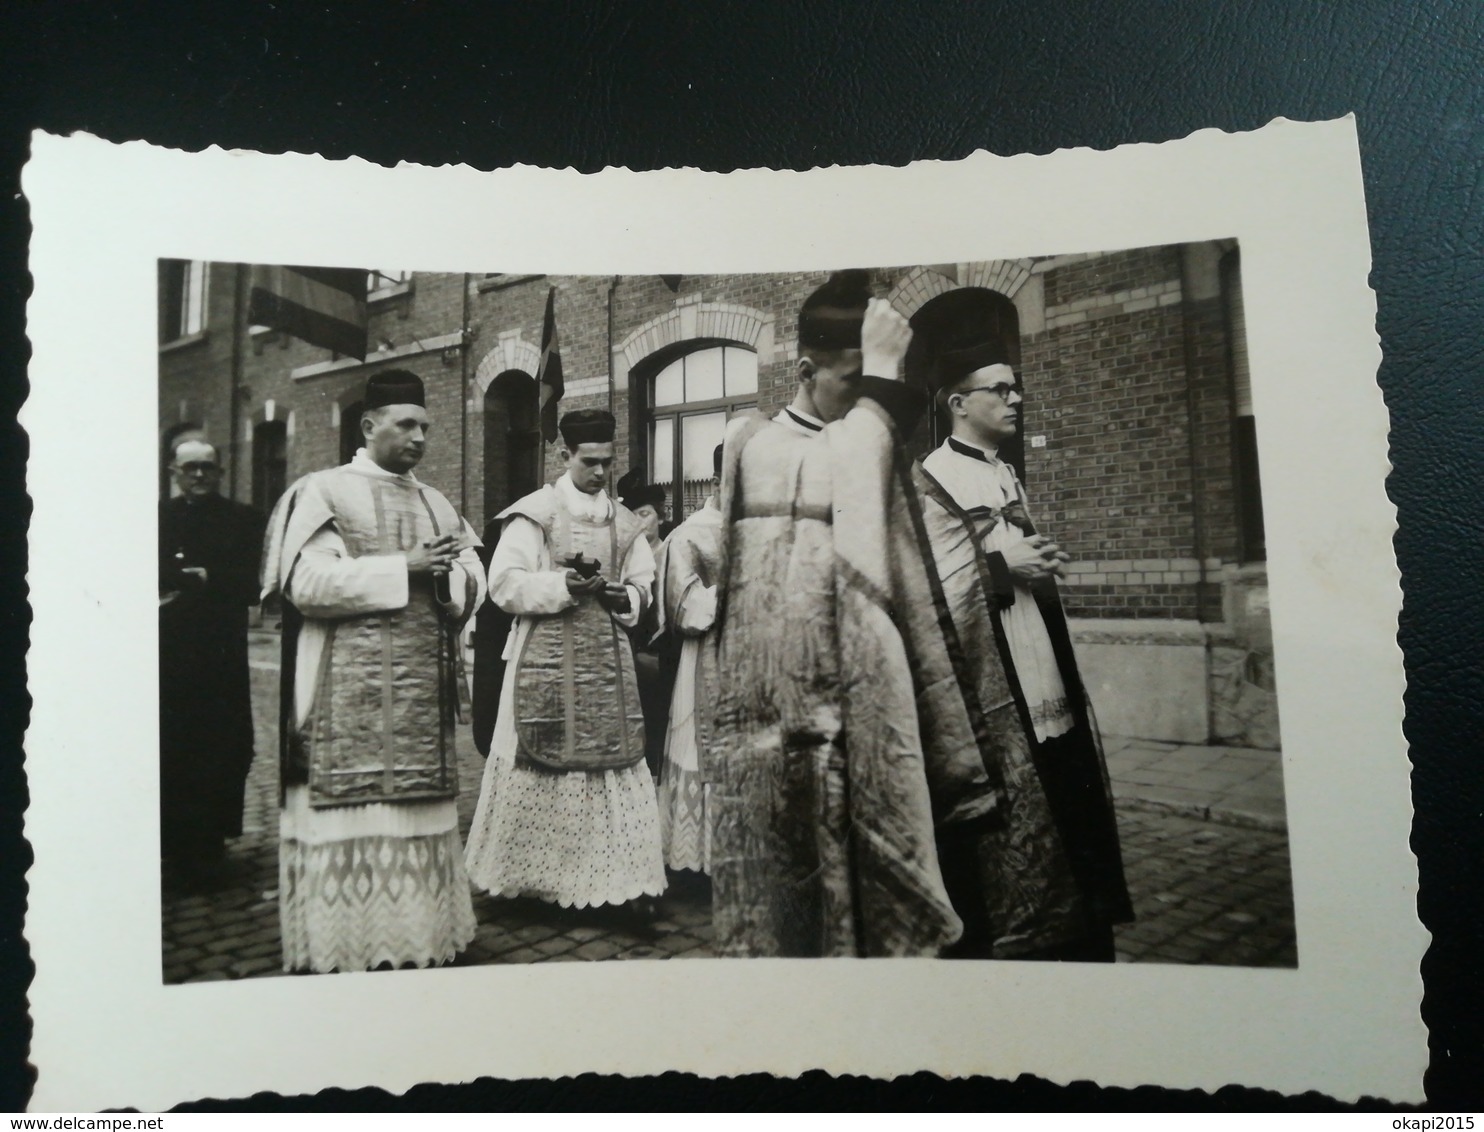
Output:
[339, 399, 364, 466]
[252, 420, 288, 513]
[905, 287, 1025, 479]
[483, 370, 540, 524]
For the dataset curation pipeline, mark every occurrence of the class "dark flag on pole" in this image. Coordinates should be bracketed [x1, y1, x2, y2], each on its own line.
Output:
[537, 285, 565, 443]
[247, 265, 370, 359]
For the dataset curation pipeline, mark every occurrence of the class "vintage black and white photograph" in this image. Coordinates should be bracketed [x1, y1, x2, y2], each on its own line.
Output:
[25, 123, 1421, 1108]
[156, 249, 1294, 979]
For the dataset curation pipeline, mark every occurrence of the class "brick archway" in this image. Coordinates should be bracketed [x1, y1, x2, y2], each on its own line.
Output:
[888, 260, 1036, 319]
[887, 267, 956, 319]
[475, 336, 541, 392]
[616, 300, 773, 373]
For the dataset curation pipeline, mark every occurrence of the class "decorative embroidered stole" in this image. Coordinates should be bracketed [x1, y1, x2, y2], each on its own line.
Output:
[511, 489, 647, 772]
[300, 468, 468, 808]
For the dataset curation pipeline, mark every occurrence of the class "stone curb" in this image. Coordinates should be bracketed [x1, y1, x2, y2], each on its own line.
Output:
[1116, 793, 1287, 834]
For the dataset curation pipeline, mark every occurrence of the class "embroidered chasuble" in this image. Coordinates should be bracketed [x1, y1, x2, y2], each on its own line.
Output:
[261, 452, 484, 972]
[464, 475, 666, 909]
[916, 439, 1134, 952]
[266, 460, 478, 807]
[710, 394, 1004, 958]
[504, 483, 647, 771]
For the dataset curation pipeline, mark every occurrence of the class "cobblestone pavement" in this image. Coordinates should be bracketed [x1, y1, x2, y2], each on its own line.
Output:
[160, 639, 1296, 982]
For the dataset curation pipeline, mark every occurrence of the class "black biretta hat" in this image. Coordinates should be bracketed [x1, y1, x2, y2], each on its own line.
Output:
[559, 408, 616, 448]
[932, 291, 1022, 390]
[937, 339, 1015, 387]
[616, 466, 666, 511]
[364, 368, 426, 409]
[798, 269, 874, 351]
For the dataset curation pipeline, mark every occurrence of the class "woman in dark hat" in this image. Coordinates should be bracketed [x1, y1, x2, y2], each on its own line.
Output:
[617, 466, 669, 551]
[616, 465, 673, 779]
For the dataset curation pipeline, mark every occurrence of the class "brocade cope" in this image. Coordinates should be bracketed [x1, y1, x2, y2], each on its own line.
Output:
[708, 399, 1003, 958]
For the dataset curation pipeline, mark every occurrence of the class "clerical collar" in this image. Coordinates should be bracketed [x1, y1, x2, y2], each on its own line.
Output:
[947, 435, 1000, 463]
[783, 408, 824, 433]
[557, 471, 613, 519]
[351, 448, 419, 483]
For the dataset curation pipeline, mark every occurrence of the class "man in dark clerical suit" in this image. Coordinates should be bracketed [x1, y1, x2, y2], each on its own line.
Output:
[158, 437, 266, 890]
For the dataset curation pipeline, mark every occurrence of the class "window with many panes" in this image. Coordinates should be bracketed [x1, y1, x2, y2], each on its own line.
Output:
[648, 344, 758, 522]
[159, 260, 209, 344]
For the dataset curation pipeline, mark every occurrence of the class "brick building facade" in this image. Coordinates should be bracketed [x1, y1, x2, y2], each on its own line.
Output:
[157, 244, 1277, 749]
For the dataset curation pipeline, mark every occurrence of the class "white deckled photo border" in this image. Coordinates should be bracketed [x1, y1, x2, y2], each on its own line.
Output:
[21, 118, 1421, 1110]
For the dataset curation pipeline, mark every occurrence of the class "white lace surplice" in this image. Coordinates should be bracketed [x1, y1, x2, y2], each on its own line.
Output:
[276, 452, 484, 973]
[463, 475, 666, 908]
[653, 500, 723, 873]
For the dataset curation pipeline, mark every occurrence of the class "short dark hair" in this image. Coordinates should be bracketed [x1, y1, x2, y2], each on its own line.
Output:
[934, 367, 1019, 410]
[798, 269, 873, 352]
[360, 403, 399, 429]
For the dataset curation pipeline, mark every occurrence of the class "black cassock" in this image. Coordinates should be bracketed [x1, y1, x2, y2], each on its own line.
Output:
[469, 517, 513, 757]
[158, 493, 265, 861]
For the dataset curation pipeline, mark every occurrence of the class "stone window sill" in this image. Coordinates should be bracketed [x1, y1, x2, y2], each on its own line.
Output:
[477, 274, 545, 294]
[159, 330, 208, 353]
[368, 280, 413, 305]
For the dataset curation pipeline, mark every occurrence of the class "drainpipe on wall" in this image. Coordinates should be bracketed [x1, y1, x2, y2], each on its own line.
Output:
[228, 263, 246, 501]
[459, 273, 471, 517]
[607, 275, 619, 417]
[1178, 242, 1219, 743]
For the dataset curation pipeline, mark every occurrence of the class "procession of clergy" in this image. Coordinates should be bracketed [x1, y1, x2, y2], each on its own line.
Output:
[254, 271, 1133, 973]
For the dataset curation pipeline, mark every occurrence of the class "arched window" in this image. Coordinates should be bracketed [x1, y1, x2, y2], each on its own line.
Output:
[647, 343, 757, 521]
[339, 400, 364, 466]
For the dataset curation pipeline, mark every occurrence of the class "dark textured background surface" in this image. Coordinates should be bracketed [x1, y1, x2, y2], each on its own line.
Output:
[2, 0, 1480, 1112]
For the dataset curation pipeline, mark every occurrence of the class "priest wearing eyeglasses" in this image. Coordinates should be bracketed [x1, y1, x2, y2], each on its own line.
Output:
[915, 297, 1133, 962]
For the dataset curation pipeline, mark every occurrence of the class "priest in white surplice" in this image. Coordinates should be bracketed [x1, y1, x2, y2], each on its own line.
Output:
[261, 370, 485, 973]
[652, 443, 726, 874]
[464, 408, 666, 914]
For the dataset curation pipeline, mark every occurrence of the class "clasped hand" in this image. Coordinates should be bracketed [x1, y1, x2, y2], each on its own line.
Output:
[1001, 535, 1072, 583]
[565, 569, 631, 614]
[407, 533, 459, 575]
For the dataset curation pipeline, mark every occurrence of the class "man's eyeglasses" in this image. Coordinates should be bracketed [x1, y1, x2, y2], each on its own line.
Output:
[173, 462, 220, 476]
[957, 383, 1020, 402]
